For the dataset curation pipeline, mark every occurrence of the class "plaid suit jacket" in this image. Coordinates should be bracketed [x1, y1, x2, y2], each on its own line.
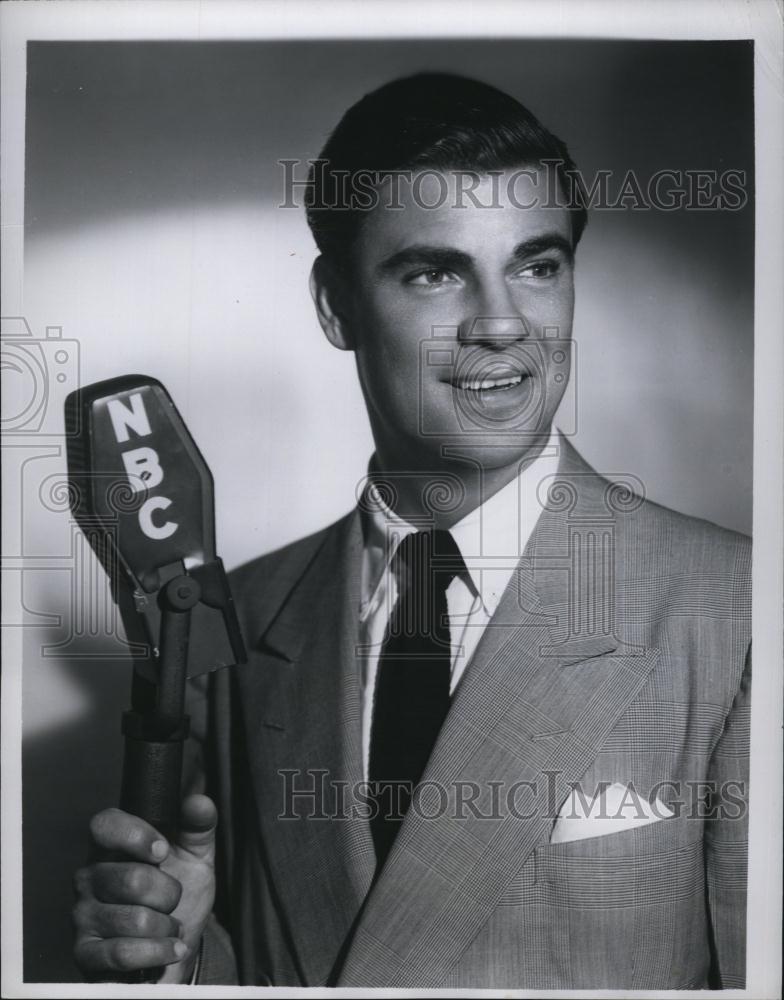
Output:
[185, 440, 751, 989]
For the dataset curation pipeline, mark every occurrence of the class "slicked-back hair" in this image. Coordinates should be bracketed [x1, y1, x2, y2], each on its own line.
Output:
[305, 72, 587, 268]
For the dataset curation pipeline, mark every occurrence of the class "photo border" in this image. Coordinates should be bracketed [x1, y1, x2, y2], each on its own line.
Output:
[1, 2, 781, 998]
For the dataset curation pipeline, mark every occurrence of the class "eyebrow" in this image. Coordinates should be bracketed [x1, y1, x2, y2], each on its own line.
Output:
[511, 234, 574, 266]
[376, 232, 574, 275]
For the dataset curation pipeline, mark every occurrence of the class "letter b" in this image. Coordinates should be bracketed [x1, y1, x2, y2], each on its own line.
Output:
[122, 447, 164, 493]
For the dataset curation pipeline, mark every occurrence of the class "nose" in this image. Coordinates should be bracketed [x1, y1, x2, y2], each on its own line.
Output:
[458, 281, 530, 348]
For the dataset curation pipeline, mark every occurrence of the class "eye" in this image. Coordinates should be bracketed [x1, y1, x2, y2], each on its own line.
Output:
[517, 259, 560, 280]
[515, 260, 561, 281]
[405, 268, 458, 287]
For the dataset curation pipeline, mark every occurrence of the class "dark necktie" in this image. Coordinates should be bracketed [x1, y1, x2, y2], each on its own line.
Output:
[368, 528, 465, 870]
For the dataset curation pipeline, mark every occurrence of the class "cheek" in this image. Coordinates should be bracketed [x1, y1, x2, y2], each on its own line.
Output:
[559, 286, 576, 331]
[542, 282, 575, 328]
[351, 304, 425, 415]
[530, 310, 572, 345]
[354, 289, 433, 372]
[508, 281, 574, 337]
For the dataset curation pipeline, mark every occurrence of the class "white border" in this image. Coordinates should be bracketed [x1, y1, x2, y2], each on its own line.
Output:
[1, 2, 781, 998]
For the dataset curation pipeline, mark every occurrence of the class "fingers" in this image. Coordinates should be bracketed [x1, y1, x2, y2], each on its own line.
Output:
[89, 808, 170, 864]
[74, 934, 188, 975]
[87, 797, 220, 864]
[79, 862, 183, 912]
[74, 802, 217, 981]
[74, 900, 182, 940]
[175, 794, 217, 860]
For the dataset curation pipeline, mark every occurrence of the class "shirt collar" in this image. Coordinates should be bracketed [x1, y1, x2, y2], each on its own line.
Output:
[359, 427, 561, 618]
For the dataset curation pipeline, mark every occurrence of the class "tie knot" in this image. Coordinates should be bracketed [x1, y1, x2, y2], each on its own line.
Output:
[392, 529, 465, 592]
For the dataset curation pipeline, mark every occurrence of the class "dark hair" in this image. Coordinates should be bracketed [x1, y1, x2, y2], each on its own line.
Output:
[305, 72, 587, 265]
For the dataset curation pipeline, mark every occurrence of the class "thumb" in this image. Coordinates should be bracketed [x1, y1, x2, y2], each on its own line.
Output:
[175, 793, 217, 860]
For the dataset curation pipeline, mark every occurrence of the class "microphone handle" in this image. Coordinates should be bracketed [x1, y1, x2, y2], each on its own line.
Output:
[119, 723, 187, 983]
[120, 730, 185, 835]
[118, 576, 200, 983]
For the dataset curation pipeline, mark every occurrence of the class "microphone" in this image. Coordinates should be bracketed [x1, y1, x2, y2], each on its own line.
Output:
[65, 375, 246, 836]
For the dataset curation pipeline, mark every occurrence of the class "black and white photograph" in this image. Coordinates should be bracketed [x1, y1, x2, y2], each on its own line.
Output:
[1, 1, 782, 996]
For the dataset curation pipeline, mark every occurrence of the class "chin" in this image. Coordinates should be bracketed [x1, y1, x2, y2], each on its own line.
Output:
[413, 432, 553, 473]
[469, 436, 553, 469]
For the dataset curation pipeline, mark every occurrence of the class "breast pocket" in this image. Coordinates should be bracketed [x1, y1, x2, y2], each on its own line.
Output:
[527, 813, 711, 989]
[536, 810, 702, 896]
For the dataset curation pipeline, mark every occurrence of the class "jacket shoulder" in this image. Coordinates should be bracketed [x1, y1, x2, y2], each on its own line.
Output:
[559, 440, 751, 616]
[609, 493, 752, 644]
[630, 492, 751, 576]
[561, 439, 750, 574]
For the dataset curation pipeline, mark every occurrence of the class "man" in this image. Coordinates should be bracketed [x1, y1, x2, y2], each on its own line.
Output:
[72, 73, 750, 989]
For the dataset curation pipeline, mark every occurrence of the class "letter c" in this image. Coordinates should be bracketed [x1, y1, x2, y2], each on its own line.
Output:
[139, 496, 178, 540]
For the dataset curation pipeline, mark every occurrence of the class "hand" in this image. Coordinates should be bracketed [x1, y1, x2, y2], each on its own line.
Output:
[73, 794, 217, 983]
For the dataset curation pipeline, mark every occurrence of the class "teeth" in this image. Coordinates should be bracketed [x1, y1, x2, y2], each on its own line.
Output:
[461, 374, 524, 391]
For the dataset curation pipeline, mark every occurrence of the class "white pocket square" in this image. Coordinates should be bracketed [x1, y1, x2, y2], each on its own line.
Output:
[550, 781, 674, 844]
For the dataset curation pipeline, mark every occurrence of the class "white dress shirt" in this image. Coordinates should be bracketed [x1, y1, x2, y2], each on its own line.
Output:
[358, 428, 561, 781]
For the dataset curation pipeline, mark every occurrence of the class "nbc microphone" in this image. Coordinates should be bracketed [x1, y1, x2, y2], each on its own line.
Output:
[65, 375, 246, 838]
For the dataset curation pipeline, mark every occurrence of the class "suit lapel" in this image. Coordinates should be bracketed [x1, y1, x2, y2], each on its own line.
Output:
[235, 510, 376, 986]
[337, 441, 658, 987]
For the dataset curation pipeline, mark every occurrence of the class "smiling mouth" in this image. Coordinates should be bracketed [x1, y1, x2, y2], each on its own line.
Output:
[451, 371, 529, 392]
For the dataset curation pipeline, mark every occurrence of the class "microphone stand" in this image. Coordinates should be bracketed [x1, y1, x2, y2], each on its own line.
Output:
[65, 375, 248, 984]
[119, 573, 201, 983]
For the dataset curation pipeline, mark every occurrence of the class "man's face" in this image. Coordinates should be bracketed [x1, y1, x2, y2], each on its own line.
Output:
[333, 167, 575, 472]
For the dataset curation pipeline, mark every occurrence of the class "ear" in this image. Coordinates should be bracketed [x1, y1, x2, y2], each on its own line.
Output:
[310, 256, 354, 351]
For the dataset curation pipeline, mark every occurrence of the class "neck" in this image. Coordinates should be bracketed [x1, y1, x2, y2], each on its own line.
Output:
[367, 433, 552, 530]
